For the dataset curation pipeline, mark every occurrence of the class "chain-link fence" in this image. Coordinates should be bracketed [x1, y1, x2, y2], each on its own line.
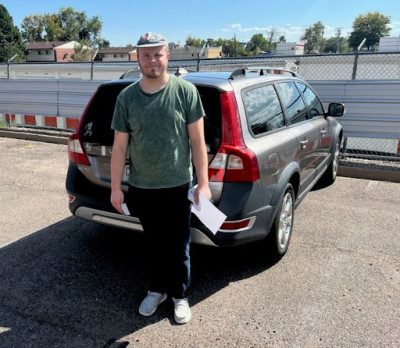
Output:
[1, 51, 400, 81]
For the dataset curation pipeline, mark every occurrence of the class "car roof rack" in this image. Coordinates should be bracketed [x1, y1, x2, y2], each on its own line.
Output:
[174, 67, 189, 76]
[119, 69, 141, 79]
[229, 66, 299, 80]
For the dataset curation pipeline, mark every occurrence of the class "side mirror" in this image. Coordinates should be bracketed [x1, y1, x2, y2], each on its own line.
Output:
[327, 103, 345, 117]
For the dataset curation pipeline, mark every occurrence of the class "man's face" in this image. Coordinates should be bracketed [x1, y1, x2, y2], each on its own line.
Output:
[137, 45, 169, 79]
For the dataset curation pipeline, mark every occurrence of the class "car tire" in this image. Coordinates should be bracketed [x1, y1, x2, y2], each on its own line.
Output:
[267, 183, 295, 259]
[318, 138, 341, 187]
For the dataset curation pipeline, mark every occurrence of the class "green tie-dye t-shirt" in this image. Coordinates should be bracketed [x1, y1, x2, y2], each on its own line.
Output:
[111, 75, 205, 189]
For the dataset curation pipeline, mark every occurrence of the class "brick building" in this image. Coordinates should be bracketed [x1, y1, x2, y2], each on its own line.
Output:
[26, 41, 86, 62]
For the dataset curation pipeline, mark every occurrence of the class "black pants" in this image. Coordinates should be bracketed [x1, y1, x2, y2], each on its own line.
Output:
[126, 183, 192, 298]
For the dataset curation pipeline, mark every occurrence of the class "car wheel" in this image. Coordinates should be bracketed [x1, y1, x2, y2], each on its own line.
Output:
[268, 183, 295, 258]
[318, 138, 341, 187]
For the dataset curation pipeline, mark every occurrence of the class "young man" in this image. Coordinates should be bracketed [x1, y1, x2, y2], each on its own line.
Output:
[110, 32, 211, 324]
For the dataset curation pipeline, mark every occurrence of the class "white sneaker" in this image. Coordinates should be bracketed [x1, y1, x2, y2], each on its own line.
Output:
[139, 291, 167, 316]
[172, 298, 191, 324]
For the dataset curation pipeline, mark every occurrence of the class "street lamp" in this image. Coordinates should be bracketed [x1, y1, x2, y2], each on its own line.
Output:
[7, 54, 18, 63]
[358, 38, 367, 52]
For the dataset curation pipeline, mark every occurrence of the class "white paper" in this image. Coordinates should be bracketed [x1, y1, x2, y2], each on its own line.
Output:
[121, 203, 131, 216]
[188, 186, 227, 234]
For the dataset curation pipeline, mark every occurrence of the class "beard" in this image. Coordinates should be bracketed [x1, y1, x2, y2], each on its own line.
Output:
[142, 68, 162, 79]
[138, 61, 167, 80]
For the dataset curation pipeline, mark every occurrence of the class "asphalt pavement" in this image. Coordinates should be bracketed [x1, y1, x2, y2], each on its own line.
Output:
[0, 137, 399, 347]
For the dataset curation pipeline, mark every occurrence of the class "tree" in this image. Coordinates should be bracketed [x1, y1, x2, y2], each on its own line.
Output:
[71, 41, 91, 61]
[57, 7, 103, 46]
[246, 33, 269, 55]
[323, 36, 348, 53]
[21, 14, 44, 41]
[21, 7, 105, 47]
[210, 37, 247, 57]
[43, 13, 63, 41]
[0, 5, 26, 62]
[97, 38, 110, 49]
[348, 12, 391, 51]
[185, 36, 204, 47]
[266, 27, 278, 51]
[301, 21, 325, 54]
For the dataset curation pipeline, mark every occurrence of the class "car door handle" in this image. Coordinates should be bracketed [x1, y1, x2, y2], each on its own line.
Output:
[320, 129, 327, 136]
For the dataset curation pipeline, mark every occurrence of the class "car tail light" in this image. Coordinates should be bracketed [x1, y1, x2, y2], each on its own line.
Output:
[68, 133, 90, 166]
[220, 217, 255, 231]
[208, 92, 259, 183]
[68, 194, 76, 203]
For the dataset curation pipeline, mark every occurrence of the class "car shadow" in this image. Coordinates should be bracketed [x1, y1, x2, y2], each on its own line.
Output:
[0, 216, 277, 347]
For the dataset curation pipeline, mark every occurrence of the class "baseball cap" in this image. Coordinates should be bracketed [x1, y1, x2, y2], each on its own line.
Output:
[137, 32, 168, 47]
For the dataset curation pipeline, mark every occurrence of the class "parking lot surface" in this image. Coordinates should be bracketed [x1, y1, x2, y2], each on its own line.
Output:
[0, 137, 399, 348]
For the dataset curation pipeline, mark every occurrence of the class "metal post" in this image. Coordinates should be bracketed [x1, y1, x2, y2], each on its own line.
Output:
[352, 38, 366, 80]
[352, 53, 359, 80]
[7, 54, 19, 79]
[197, 54, 200, 72]
[91, 62, 94, 80]
[341, 136, 348, 158]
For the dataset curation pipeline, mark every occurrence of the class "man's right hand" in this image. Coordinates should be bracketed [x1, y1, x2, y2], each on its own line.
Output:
[110, 130, 130, 215]
[111, 188, 125, 214]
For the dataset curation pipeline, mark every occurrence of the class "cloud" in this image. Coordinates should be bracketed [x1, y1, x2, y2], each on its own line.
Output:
[221, 22, 355, 42]
[222, 23, 306, 42]
[389, 20, 400, 35]
[223, 23, 276, 33]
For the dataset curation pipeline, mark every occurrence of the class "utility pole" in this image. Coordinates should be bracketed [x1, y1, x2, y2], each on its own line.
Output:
[335, 27, 342, 53]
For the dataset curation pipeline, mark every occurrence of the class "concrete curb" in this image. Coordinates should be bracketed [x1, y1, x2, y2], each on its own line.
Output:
[338, 165, 400, 183]
[0, 129, 68, 145]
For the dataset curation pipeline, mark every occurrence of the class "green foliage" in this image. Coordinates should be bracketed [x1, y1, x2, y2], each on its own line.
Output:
[21, 6, 105, 47]
[71, 41, 91, 61]
[0, 5, 26, 62]
[246, 33, 269, 55]
[43, 13, 63, 41]
[2, 4, 395, 60]
[21, 14, 44, 42]
[301, 21, 325, 54]
[323, 36, 349, 53]
[185, 36, 205, 47]
[185, 35, 248, 57]
[97, 38, 110, 49]
[218, 37, 248, 57]
[348, 12, 391, 51]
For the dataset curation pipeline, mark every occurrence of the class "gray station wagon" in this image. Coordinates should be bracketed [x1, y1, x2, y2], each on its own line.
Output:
[66, 67, 345, 258]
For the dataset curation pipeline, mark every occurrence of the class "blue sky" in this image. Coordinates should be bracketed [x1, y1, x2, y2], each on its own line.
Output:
[3, 0, 400, 46]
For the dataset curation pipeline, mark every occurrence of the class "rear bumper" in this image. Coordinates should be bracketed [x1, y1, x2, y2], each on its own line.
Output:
[72, 203, 275, 247]
[75, 206, 143, 231]
[75, 205, 219, 246]
[67, 163, 277, 247]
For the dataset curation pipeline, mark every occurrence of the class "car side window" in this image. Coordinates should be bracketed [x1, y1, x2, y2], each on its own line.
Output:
[297, 82, 325, 119]
[275, 82, 308, 125]
[242, 84, 285, 135]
